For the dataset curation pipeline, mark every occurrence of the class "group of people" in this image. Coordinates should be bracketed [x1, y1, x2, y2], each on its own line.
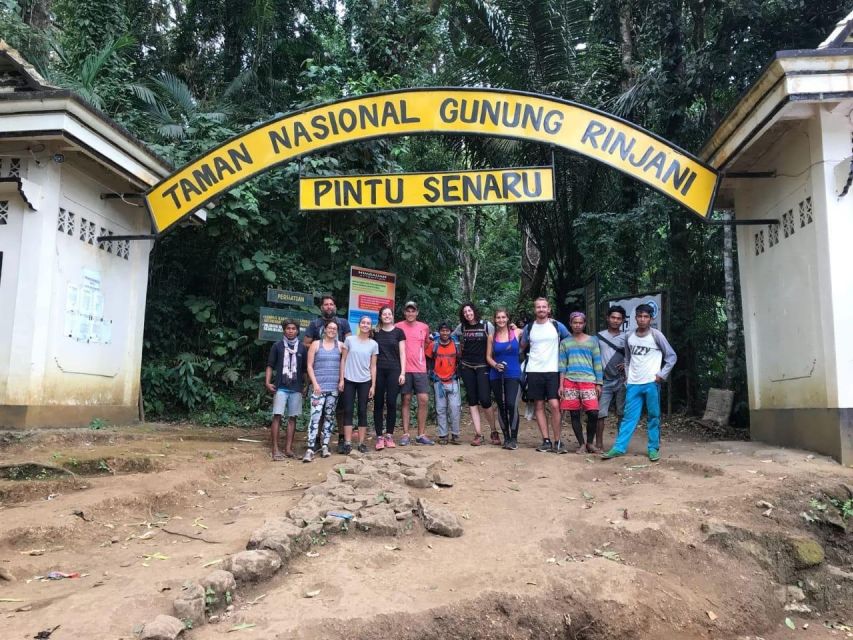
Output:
[264, 294, 676, 463]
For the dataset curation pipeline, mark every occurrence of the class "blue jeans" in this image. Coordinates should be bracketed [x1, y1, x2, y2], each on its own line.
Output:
[434, 380, 461, 437]
[613, 382, 660, 453]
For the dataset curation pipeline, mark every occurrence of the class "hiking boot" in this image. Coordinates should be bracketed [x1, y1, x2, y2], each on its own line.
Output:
[601, 448, 624, 460]
[302, 449, 315, 463]
[320, 445, 331, 458]
[438, 437, 449, 445]
[357, 443, 368, 454]
[536, 439, 553, 452]
[490, 430, 502, 446]
[399, 434, 410, 446]
[375, 437, 385, 451]
[336, 435, 346, 454]
[450, 434, 461, 445]
[342, 442, 353, 455]
[648, 449, 660, 462]
[507, 438, 518, 450]
[416, 434, 435, 446]
[470, 434, 483, 446]
[553, 440, 568, 454]
[383, 434, 396, 448]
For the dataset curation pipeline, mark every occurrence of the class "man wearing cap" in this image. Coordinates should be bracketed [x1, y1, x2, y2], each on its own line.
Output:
[396, 301, 435, 445]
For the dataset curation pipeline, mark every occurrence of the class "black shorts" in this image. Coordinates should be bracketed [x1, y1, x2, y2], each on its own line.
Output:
[459, 364, 492, 408]
[525, 372, 560, 401]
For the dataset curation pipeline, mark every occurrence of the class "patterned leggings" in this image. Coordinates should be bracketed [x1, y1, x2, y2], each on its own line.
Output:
[307, 391, 338, 450]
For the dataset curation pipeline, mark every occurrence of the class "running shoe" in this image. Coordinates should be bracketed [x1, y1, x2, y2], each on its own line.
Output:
[302, 449, 314, 463]
[450, 435, 461, 445]
[507, 438, 518, 450]
[648, 449, 660, 462]
[470, 434, 483, 446]
[357, 443, 368, 454]
[375, 437, 385, 451]
[320, 445, 331, 458]
[536, 439, 553, 452]
[554, 440, 568, 454]
[416, 434, 435, 446]
[490, 431, 502, 446]
[399, 434, 410, 446]
[384, 434, 396, 448]
[601, 448, 624, 460]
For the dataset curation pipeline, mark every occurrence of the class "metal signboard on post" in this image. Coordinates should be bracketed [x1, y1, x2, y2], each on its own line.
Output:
[258, 308, 314, 342]
[266, 288, 314, 306]
[348, 266, 396, 327]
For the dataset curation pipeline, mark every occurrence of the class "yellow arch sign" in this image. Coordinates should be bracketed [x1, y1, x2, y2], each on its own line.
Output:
[145, 88, 719, 233]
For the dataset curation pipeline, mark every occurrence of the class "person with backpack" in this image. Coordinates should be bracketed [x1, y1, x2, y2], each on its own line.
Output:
[372, 305, 406, 450]
[519, 298, 571, 453]
[428, 321, 462, 445]
[596, 305, 627, 449]
[486, 308, 523, 450]
[453, 303, 498, 446]
[602, 304, 677, 462]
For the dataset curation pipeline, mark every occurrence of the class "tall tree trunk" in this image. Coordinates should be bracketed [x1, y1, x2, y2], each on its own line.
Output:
[520, 223, 545, 301]
[457, 209, 480, 302]
[722, 210, 738, 388]
[618, 2, 634, 91]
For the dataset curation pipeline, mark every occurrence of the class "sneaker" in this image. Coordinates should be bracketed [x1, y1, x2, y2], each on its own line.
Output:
[357, 443, 368, 454]
[416, 434, 435, 446]
[336, 435, 346, 455]
[450, 435, 461, 445]
[343, 442, 353, 455]
[490, 431, 502, 446]
[375, 437, 385, 451]
[648, 449, 660, 462]
[320, 445, 331, 458]
[399, 434, 410, 446]
[554, 440, 568, 454]
[302, 449, 315, 463]
[438, 437, 449, 445]
[536, 439, 553, 452]
[384, 434, 396, 448]
[471, 434, 483, 446]
[507, 438, 518, 450]
[601, 448, 625, 460]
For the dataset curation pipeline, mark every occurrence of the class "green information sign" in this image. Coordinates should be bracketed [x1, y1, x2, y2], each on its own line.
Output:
[266, 288, 314, 306]
[258, 307, 315, 341]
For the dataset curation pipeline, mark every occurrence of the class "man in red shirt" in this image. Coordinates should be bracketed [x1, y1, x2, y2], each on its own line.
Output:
[428, 321, 462, 444]
[396, 301, 435, 445]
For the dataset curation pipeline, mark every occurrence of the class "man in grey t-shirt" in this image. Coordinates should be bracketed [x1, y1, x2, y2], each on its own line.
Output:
[596, 305, 627, 450]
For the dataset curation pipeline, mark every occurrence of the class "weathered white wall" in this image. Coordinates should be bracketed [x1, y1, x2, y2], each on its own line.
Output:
[0, 148, 152, 417]
[735, 117, 828, 410]
[0, 194, 23, 392]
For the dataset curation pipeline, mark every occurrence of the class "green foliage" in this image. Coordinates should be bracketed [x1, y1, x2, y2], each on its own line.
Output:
[88, 418, 107, 431]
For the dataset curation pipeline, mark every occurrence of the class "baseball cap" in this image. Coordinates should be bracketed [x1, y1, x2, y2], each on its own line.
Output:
[404, 301, 418, 310]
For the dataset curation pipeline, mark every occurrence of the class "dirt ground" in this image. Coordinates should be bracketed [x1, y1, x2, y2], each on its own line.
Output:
[0, 416, 851, 640]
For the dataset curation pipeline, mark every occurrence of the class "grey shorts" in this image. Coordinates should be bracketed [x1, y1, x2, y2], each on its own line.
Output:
[272, 389, 303, 417]
[401, 372, 430, 395]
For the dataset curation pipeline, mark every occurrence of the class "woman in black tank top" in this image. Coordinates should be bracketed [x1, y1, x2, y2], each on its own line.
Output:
[456, 303, 498, 446]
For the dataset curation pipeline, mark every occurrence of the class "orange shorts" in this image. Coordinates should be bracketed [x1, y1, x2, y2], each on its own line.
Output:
[559, 380, 599, 411]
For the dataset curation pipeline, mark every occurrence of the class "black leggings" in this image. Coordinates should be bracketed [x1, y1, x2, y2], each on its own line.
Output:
[342, 379, 371, 428]
[570, 410, 599, 445]
[491, 377, 521, 439]
[374, 367, 401, 437]
[460, 364, 492, 408]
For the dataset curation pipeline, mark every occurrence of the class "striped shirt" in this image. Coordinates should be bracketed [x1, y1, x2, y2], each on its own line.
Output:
[558, 336, 603, 384]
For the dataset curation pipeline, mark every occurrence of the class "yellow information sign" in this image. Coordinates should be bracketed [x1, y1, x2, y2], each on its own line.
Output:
[145, 89, 719, 232]
[300, 167, 554, 210]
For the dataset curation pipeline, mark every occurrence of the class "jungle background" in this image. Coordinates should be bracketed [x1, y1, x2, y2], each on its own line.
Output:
[2, 0, 848, 426]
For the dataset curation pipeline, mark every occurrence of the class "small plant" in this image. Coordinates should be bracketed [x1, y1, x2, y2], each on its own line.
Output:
[224, 590, 232, 606]
[204, 586, 218, 611]
[97, 459, 112, 473]
[182, 618, 194, 630]
[88, 418, 107, 430]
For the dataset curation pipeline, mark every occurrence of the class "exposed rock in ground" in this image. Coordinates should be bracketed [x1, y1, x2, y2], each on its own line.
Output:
[223, 550, 282, 582]
[356, 505, 402, 536]
[199, 570, 236, 606]
[140, 615, 184, 640]
[246, 517, 304, 558]
[173, 582, 205, 627]
[418, 498, 463, 537]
